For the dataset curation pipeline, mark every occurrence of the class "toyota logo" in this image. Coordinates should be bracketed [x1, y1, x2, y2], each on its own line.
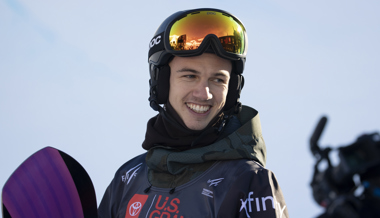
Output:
[129, 202, 142, 216]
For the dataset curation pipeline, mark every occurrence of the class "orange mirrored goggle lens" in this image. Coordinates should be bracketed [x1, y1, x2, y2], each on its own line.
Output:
[169, 11, 246, 55]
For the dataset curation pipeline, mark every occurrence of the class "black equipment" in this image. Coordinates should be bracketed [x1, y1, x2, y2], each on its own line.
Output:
[309, 116, 380, 218]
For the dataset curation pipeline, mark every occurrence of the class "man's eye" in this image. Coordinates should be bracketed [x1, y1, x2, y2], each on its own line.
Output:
[215, 78, 225, 83]
[184, 75, 196, 79]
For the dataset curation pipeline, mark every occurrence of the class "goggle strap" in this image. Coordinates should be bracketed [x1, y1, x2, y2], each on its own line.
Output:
[148, 32, 165, 58]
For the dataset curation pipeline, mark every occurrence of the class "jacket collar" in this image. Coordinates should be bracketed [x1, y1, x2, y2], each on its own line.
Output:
[145, 105, 267, 175]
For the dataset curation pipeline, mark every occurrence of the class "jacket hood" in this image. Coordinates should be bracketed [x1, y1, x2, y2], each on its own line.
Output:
[145, 105, 267, 176]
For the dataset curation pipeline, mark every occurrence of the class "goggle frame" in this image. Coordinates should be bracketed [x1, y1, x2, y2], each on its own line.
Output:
[148, 8, 248, 70]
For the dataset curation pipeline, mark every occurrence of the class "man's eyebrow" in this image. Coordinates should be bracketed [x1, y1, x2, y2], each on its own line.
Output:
[176, 68, 200, 74]
[176, 68, 230, 77]
[214, 72, 229, 77]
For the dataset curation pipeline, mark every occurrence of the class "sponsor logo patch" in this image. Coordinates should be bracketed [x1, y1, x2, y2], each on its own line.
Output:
[122, 163, 142, 184]
[207, 178, 224, 187]
[149, 35, 161, 48]
[125, 194, 149, 218]
[201, 188, 213, 198]
[239, 191, 287, 218]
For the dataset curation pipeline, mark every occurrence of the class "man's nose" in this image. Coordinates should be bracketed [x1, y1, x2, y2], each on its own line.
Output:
[193, 81, 212, 100]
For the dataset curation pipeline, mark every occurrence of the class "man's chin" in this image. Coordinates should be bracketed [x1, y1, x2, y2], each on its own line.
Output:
[184, 121, 208, 131]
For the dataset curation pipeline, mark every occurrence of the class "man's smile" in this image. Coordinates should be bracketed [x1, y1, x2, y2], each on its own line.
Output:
[186, 103, 211, 114]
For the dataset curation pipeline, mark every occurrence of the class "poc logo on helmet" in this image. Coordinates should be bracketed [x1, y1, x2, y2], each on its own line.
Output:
[149, 35, 161, 48]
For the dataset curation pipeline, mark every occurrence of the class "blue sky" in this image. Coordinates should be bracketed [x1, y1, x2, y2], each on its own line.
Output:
[1, 0, 380, 217]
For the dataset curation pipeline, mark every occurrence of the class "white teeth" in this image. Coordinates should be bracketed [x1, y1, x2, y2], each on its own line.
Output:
[186, 103, 210, 114]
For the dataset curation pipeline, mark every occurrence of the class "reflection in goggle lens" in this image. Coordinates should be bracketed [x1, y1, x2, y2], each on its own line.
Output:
[169, 11, 246, 54]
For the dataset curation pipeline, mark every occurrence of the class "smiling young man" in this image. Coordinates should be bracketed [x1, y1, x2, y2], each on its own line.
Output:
[98, 8, 288, 218]
[168, 53, 231, 130]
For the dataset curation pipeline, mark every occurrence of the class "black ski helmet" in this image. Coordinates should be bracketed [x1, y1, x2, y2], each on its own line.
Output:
[148, 8, 247, 113]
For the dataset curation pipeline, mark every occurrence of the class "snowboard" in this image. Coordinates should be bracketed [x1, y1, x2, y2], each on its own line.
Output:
[1, 147, 98, 218]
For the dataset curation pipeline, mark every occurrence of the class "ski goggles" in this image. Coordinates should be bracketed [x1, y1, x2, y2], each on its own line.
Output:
[149, 9, 248, 63]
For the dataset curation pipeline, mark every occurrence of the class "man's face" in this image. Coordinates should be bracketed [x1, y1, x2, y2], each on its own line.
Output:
[168, 53, 231, 130]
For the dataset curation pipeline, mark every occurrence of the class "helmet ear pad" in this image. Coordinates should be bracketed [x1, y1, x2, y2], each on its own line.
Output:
[224, 72, 244, 111]
[155, 65, 171, 104]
